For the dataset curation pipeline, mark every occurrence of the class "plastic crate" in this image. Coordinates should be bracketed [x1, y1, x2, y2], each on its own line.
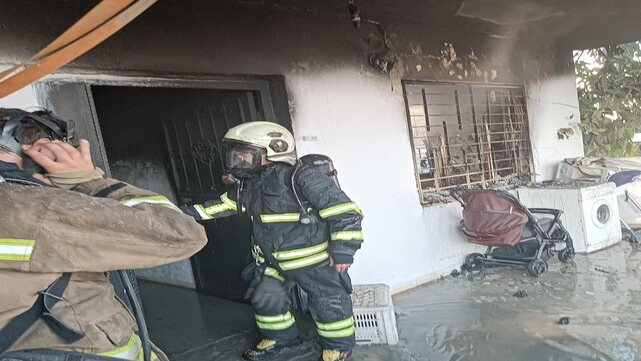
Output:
[351, 284, 399, 345]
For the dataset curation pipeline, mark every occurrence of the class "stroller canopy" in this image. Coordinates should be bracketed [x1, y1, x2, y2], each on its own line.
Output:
[461, 192, 528, 246]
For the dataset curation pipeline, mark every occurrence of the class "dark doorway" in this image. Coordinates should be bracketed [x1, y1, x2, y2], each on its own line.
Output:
[90, 81, 290, 302]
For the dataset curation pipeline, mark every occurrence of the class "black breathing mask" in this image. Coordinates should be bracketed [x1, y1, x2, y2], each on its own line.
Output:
[0, 109, 77, 173]
[223, 142, 267, 178]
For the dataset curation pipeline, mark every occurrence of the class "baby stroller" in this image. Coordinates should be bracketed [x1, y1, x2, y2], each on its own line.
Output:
[450, 188, 575, 277]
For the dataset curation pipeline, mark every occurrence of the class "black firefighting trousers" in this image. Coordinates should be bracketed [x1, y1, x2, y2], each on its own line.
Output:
[249, 264, 355, 352]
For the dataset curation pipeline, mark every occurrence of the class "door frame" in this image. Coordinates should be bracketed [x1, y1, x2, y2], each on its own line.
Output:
[34, 70, 290, 175]
[39, 70, 279, 118]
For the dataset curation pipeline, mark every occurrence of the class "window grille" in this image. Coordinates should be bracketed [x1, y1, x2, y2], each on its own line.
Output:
[403, 82, 535, 204]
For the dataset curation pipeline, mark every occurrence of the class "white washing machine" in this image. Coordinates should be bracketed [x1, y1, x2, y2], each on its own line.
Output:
[517, 183, 621, 253]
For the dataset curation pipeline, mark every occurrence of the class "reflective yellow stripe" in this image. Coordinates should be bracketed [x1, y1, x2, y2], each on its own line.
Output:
[316, 316, 356, 339]
[0, 254, 31, 261]
[255, 311, 293, 323]
[255, 312, 296, 330]
[0, 239, 35, 261]
[317, 325, 356, 338]
[279, 251, 329, 271]
[316, 316, 354, 331]
[319, 202, 362, 218]
[0, 239, 35, 246]
[121, 196, 182, 213]
[330, 231, 364, 241]
[98, 333, 160, 361]
[264, 267, 284, 282]
[99, 333, 140, 360]
[193, 204, 212, 220]
[272, 242, 328, 261]
[193, 193, 241, 219]
[204, 203, 232, 215]
[221, 192, 245, 212]
[256, 318, 296, 331]
[260, 213, 301, 223]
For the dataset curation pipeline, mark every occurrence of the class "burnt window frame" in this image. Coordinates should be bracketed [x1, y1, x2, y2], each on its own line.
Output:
[402, 81, 535, 205]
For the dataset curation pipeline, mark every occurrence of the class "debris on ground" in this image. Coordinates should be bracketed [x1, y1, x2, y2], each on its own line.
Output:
[594, 267, 612, 274]
[513, 290, 528, 298]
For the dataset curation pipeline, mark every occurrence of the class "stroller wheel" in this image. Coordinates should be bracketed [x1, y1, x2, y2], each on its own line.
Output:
[527, 259, 548, 277]
[465, 253, 485, 271]
[557, 247, 575, 262]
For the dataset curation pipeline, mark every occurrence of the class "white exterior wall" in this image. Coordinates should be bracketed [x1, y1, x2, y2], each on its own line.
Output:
[0, 69, 39, 108]
[526, 74, 585, 181]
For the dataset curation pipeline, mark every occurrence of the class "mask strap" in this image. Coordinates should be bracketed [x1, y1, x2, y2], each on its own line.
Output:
[0, 117, 24, 155]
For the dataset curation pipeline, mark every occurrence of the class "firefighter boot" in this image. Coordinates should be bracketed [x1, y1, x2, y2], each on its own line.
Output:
[242, 338, 302, 361]
[319, 349, 353, 361]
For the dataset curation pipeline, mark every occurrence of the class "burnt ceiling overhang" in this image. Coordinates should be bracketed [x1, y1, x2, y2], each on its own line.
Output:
[231, 0, 641, 49]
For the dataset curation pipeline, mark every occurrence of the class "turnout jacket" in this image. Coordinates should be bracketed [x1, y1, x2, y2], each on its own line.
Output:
[0, 161, 207, 355]
[184, 163, 363, 272]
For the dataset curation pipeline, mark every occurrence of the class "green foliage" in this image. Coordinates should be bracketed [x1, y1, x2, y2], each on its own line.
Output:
[574, 42, 641, 157]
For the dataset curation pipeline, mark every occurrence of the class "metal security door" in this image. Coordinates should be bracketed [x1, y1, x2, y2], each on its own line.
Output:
[163, 90, 262, 301]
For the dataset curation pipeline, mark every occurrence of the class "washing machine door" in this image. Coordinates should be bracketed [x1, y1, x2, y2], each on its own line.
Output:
[592, 199, 613, 229]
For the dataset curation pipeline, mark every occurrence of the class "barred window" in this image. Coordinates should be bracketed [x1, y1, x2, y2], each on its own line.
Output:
[403, 82, 535, 204]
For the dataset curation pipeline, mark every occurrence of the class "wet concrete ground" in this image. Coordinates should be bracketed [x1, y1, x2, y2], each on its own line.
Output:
[142, 241, 641, 361]
[390, 241, 641, 361]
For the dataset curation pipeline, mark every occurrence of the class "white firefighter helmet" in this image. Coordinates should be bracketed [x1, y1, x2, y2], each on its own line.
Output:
[222, 121, 296, 176]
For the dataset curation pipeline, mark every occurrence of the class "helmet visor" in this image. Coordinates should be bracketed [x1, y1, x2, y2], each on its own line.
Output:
[224, 143, 265, 176]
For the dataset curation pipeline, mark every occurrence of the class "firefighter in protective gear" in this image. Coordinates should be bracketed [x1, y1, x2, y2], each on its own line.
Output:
[0, 109, 208, 360]
[183, 121, 363, 361]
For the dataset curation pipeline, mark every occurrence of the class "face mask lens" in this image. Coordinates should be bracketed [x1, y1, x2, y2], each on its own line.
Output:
[223, 143, 265, 177]
[226, 150, 257, 170]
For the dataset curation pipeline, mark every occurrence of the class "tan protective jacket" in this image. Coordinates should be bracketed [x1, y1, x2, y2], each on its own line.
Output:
[0, 177, 207, 354]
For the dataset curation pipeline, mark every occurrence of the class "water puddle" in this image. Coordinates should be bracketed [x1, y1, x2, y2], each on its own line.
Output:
[385, 242, 641, 361]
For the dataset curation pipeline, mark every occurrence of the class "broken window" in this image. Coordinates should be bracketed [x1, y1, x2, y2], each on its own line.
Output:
[403, 82, 535, 204]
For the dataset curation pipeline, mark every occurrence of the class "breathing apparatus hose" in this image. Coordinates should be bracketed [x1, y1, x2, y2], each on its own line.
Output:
[118, 270, 151, 361]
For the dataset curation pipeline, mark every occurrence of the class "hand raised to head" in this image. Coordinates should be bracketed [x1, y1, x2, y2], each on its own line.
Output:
[23, 139, 94, 174]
